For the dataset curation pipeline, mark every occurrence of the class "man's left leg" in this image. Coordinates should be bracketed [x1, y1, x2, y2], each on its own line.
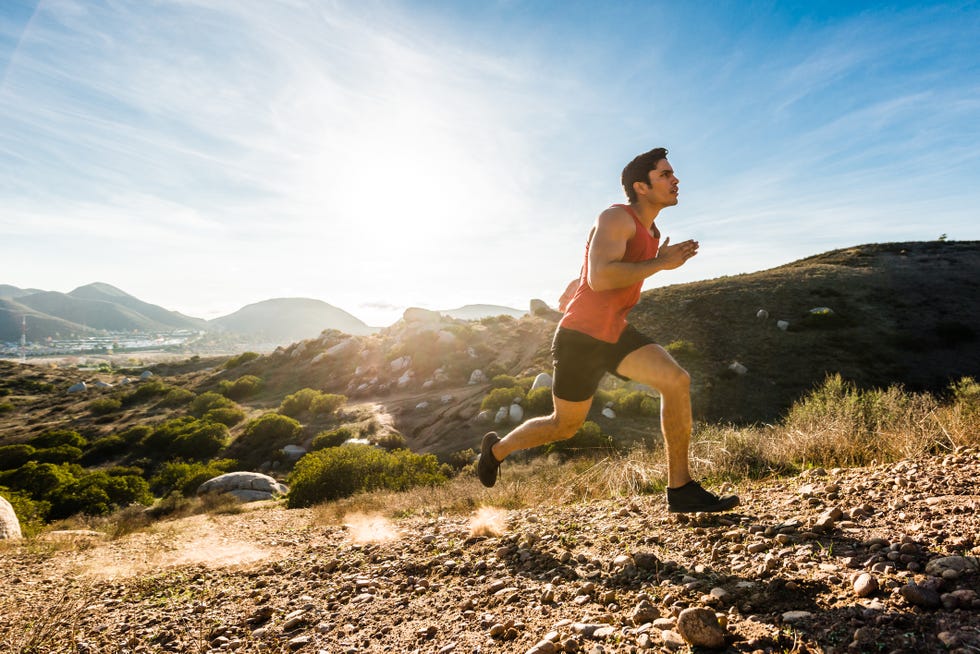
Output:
[616, 343, 738, 513]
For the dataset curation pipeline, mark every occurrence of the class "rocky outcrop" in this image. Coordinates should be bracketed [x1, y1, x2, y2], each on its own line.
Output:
[197, 472, 288, 502]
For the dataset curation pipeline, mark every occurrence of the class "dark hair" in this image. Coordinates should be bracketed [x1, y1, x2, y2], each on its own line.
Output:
[621, 147, 668, 203]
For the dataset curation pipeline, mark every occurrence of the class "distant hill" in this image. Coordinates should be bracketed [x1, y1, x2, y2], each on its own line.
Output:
[69, 283, 207, 331]
[208, 298, 377, 344]
[0, 284, 43, 300]
[0, 298, 98, 342]
[440, 304, 525, 320]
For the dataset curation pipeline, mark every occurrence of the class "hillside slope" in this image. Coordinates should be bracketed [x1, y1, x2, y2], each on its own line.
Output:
[208, 298, 377, 343]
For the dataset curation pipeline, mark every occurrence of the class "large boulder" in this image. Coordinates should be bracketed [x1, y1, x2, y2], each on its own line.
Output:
[197, 472, 288, 502]
[530, 299, 562, 321]
[0, 495, 22, 540]
[530, 372, 553, 391]
[403, 307, 442, 325]
[67, 381, 87, 393]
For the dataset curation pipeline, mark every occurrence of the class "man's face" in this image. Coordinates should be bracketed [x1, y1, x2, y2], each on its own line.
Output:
[638, 158, 679, 207]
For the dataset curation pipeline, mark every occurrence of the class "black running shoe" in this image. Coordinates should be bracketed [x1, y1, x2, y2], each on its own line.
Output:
[667, 480, 739, 513]
[477, 432, 501, 488]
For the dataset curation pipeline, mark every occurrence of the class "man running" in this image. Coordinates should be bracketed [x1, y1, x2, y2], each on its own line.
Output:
[477, 147, 738, 513]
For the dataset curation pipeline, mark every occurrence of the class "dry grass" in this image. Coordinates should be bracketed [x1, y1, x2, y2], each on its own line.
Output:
[0, 589, 87, 653]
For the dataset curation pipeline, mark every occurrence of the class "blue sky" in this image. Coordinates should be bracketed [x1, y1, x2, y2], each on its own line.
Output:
[2, 1, 978, 326]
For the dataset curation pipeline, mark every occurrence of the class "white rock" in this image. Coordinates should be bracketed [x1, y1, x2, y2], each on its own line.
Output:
[390, 356, 411, 372]
[0, 496, 22, 540]
[530, 372, 553, 391]
[469, 369, 487, 385]
[601, 407, 616, 419]
[777, 320, 790, 331]
[397, 370, 414, 387]
[422, 380, 434, 390]
[325, 339, 356, 357]
[281, 445, 306, 461]
[509, 403, 524, 423]
[781, 611, 812, 624]
[94, 380, 112, 388]
[139, 370, 154, 380]
[476, 410, 493, 423]
[67, 381, 87, 393]
[440, 394, 454, 404]
[416, 401, 430, 411]
[197, 472, 288, 501]
[494, 407, 509, 424]
[756, 309, 769, 319]
[728, 361, 748, 375]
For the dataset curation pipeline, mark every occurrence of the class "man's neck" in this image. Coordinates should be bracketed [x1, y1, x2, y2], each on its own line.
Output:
[628, 202, 663, 230]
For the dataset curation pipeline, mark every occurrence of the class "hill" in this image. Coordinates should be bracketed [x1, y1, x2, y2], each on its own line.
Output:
[69, 282, 207, 331]
[208, 298, 377, 343]
[441, 304, 526, 320]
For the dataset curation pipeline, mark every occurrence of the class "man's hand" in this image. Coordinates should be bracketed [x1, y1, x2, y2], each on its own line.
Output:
[654, 236, 699, 270]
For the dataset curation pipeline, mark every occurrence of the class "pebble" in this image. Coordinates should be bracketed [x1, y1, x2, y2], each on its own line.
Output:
[676, 607, 726, 649]
[853, 573, 878, 598]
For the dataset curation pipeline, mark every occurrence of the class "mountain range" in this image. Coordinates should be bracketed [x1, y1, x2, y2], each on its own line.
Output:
[0, 283, 525, 346]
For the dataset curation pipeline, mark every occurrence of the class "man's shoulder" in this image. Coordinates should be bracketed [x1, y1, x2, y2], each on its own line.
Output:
[596, 205, 636, 233]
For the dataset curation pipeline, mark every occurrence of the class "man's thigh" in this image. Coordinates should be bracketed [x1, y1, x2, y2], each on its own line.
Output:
[614, 343, 686, 390]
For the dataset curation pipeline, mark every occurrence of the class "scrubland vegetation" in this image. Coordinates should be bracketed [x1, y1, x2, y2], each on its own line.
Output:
[2, 371, 976, 539]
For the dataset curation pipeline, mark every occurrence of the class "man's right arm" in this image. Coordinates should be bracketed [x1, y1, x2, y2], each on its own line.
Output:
[586, 207, 698, 292]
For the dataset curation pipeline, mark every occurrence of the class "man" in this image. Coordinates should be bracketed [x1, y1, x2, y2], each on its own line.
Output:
[477, 147, 739, 513]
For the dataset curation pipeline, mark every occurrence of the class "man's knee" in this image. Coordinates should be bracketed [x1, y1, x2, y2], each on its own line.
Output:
[549, 413, 585, 441]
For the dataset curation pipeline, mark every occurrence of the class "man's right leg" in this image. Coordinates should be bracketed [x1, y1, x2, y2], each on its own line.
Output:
[477, 396, 592, 488]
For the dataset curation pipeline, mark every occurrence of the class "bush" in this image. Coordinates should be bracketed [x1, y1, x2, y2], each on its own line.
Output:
[150, 459, 238, 497]
[81, 435, 128, 465]
[189, 391, 236, 418]
[525, 387, 554, 416]
[88, 397, 122, 416]
[279, 388, 321, 417]
[224, 351, 260, 369]
[665, 340, 699, 360]
[480, 386, 525, 412]
[312, 427, 355, 450]
[310, 393, 346, 416]
[172, 421, 229, 460]
[490, 374, 519, 389]
[0, 487, 48, 537]
[204, 406, 246, 426]
[28, 429, 87, 450]
[613, 390, 660, 417]
[0, 444, 36, 470]
[0, 401, 14, 414]
[32, 445, 83, 465]
[47, 470, 152, 520]
[372, 431, 406, 451]
[235, 413, 303, 466]
[287, 444, 447, 508]
[545, 421, 614, 456]
[0, 461, 79, 505]
[118, 424, 153, 445]
[121, 380, 171, 406]
[159, 387, 195, 407]
[222, 375, 262, 400]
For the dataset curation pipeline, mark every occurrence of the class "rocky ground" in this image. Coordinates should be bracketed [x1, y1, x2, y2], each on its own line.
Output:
[2, 447, 979, 654]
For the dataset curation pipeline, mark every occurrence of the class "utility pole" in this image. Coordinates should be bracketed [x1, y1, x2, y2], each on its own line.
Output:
[20, 315, 26, 363]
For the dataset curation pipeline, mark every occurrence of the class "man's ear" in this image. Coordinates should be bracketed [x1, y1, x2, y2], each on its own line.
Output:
[632, 180, 648, 198]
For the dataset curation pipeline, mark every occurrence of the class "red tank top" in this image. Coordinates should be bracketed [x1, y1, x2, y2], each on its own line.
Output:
[558, 204, 660, 342]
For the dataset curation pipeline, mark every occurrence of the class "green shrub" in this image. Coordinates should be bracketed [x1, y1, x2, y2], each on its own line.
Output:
[310, 393, 346, 416]
[525, 387, 554, 416]
[204, 406, 246, 426]
[159, 387, 195, 407]
[490, 374, 519, 389]
[287, 444, 447, 507]
[189, 391, 236, 418]
[224, 351, 260, 369]
[222, 375, 263, 400]
[172, 421, 229, 460]
[312, 427, 355, 450]
[28, 429, 87, 450]
[665, 340, 699, 360]
[545, 421, 614, 456]
[0, 401, 14, 414]
[279, 388, 321, 417]
[47, 470, 152, 519]
[81, 435, 128, 465]
[32, 445, 83, 465]
[613, 390, 660, 417]
[0, 487, 48, 537]
[480, 386, 525, 412]
[235, 413, 303, 466]
[150, 459, 238, 497]
[88, 397, 122, 416]
[0, 444, 36, 470]
[121, 380, 171, 406]
[372, 431, 406, 451]
[0, 461, 79, 502]
[119, 424, 153, 445]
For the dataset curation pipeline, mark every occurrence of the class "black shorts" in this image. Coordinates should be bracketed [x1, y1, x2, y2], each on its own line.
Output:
[551, 325, 655, 402]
